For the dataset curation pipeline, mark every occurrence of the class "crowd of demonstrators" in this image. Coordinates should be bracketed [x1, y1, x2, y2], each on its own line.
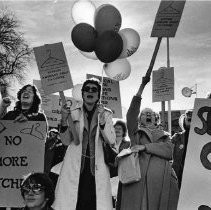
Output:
[53, 78, 116, 210]
[117, 76, 179, 210]
[171, 109, 192, 189]
[0, 79, 205, 210]
[0, 84, 46, 122]
[19, 172, 55, 210]
[44, 128, 67, 188]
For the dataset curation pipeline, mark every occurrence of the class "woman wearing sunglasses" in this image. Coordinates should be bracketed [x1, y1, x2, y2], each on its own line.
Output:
[20, 172, 55, 210]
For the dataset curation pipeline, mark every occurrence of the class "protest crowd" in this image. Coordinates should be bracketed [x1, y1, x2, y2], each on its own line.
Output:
[0, 1, 211, 210]
[1, 73, 208, 210]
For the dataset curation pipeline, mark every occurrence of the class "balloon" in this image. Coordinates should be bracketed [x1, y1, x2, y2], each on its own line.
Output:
[119, 28, 140, 58]
[72, 84, 83, 101]
[95, 30, 123, 63]
[71, 0, 96, 26]
[71, 23, 97, 52]
[79, 50, 98, 60]
[94, 4, 122, 34]
[103, 58, 131, 81]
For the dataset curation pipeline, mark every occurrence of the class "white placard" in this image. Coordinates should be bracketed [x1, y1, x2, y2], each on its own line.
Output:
[0, 121, 46, 207]
[152, 67, 174, 102]
[178, 99, 211, 210]
[151, 0, 186, 37]
[33, 42, 73, 95]
[87, 74, 122, 118]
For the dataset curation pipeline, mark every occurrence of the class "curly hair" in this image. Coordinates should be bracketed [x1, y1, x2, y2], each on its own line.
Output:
[14, 84, 41, 114]
[21, 172, 55, 207]
[114, 120, 127, 137]
[81, 78, 101, 102]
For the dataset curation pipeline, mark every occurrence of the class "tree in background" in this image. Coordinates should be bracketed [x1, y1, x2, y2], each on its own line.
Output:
[0, 7, 32, 99]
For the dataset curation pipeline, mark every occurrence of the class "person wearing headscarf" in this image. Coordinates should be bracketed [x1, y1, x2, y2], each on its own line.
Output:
[119, 76, 179, 210]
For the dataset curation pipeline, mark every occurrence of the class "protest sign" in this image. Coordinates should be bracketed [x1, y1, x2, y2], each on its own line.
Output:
[43, 95, 78, 128]
[87, 74, 122, 118]
[33, 80, 78, 127]
[33, 42, 73, 95]
[178, 99, 211, 210]
[160, 109, 185, 134]
[0, 121, 46, 207]
[152, 67, 174, 102]
[151, 0, 186, 37]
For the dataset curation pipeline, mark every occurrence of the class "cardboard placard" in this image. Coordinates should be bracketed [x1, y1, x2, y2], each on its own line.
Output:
[151, 0, 186, 37]
[152, 67, 174, 102]
[87, 74, 122, 118]
[178, 99, 211, 210]
[33, 42, 73, 95]
[0, 121, 46, 207]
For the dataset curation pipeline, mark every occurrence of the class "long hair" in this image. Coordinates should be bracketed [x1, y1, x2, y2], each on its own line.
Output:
[14, 84, 41, 114]
[21, 172, 55, 207]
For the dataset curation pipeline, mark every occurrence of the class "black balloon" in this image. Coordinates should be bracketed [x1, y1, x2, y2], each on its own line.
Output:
[71, 23, 97, 52]
[95, 30, 123, 63]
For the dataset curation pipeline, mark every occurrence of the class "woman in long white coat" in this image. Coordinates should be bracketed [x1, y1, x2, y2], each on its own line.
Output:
[53, 78, 116, 210]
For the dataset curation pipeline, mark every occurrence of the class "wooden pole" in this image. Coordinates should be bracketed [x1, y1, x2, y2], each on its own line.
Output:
[145, 37, 162, 78]
[167, 38, 172, 134]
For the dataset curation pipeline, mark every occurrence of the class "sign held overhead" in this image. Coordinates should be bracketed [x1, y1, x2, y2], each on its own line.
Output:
[151, 0, 186, 37]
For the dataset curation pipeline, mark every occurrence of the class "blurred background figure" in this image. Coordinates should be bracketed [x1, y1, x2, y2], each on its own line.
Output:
[19, 172, 55, 210]
[114, 120, 130, 153]
[206, 92, 211, 99]
[113, 120, 130, 210]
[171, 109, 193, 189]
[44, 129, 67, 188]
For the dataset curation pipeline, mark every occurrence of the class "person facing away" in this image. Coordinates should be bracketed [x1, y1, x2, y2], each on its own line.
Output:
[53, 78, 116, 210]
[19, 172, 55, 210]
[171, 109, 193, 189]
[119, 75, 179, 210]
[0, 84, 46, 122]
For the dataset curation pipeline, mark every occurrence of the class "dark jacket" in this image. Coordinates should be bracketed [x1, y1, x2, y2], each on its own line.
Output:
[171, 130, 189, 189]
[3, 110, 46, 121]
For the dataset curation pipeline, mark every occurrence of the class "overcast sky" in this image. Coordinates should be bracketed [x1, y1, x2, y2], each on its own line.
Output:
[1, 0, 211, 118]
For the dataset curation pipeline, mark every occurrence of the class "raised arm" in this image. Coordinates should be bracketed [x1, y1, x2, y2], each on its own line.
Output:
[126, 76, 150, 136]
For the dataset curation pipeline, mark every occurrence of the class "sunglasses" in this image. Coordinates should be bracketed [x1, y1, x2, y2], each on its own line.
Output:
[21, 184, 45, 195]
[83, 86, 98, 93]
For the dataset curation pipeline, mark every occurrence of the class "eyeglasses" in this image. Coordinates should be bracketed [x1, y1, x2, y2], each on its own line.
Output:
[83, 86, 98, 93]
[21, 184, 45, 195]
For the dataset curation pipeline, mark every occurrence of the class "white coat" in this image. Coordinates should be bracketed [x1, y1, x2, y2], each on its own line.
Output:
[53, 104, 116, 210]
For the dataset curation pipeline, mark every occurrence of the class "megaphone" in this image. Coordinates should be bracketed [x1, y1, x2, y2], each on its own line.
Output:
[182, 86, 196, 97]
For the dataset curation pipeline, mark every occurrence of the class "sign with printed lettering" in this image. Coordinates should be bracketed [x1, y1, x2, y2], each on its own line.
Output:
[151, 0, 186, 37]
[87, 74, 122, 118]
[152, 67, 174, 102]
[0, 121, 46, 207]
[33, 42, 73, 95]
[177, 99, 211, 210]
[33, 80, 79, 127]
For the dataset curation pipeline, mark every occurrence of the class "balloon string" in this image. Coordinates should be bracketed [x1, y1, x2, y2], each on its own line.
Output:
[99, 66, 104, 104]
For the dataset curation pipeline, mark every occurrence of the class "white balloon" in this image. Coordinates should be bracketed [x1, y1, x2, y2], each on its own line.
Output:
[104, 58, 131, 81]
[72, 84, 83, 101]
[71, 0, 96, 26]
[79, 50, 98, 60]
[119, 28, 140, 58]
